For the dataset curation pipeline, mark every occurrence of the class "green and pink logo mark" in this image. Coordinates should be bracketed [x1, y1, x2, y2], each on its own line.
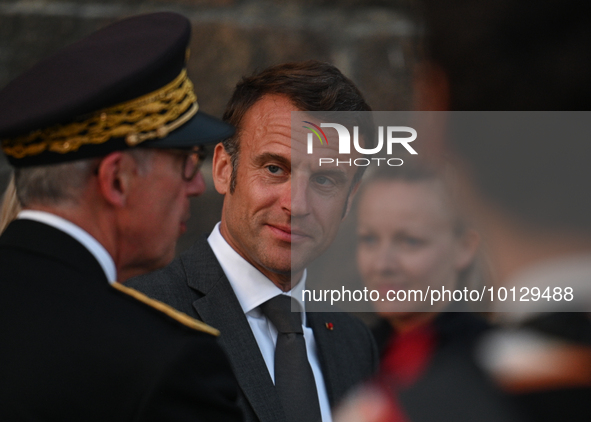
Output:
[303, 121, 328, 153]
[303, 120, 418, 155]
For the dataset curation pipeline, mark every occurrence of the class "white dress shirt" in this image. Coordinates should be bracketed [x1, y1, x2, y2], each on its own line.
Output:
[208, 222, 333, 422]
[18, 210, 117, 284]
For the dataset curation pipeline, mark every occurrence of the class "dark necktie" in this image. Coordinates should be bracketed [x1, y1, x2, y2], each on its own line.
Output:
[260, 295, 323, 422]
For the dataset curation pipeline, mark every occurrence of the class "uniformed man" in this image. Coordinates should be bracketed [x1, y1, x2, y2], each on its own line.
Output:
[0, 12, 242, 421]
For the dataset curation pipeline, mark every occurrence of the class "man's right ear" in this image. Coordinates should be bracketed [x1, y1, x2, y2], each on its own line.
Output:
[95, 151, 136, 207]
[212, 142, 232, 195]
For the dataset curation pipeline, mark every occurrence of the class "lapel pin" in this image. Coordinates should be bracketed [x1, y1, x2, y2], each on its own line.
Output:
[325, 322, 334, 331]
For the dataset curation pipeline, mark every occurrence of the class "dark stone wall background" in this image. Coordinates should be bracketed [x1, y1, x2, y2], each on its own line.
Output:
[0, 0, 420, 258]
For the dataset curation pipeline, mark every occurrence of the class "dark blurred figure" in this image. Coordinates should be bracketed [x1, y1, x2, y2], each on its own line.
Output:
[417, 0, 591, 111]
[410, 1, 591, 421]
[337, 1, 591, 421]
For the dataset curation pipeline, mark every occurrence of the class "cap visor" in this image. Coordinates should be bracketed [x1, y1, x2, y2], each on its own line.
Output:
[142, 110, 234, 148]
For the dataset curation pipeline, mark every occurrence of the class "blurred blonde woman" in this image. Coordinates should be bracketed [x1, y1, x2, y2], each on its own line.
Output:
[336, 162, 489, 422]
[358, 162, 487, 371]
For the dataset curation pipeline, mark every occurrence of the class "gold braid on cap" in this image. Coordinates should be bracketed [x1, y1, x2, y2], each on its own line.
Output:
[1, 69, 198, 159]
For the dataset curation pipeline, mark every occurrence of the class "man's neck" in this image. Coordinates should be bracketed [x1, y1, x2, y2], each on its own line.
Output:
[218, 221, 303, 292]
[21, 207, 118, 282]
[28, 203, 112, 249]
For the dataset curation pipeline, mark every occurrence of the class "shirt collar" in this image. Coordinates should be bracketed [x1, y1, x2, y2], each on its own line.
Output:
[17, 210, 117, 284]
[207, 222, 307, 318]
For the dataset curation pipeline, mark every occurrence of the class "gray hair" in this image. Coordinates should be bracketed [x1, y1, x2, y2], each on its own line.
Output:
[15, 159, 97, 208]
[14, 148, 154, 208]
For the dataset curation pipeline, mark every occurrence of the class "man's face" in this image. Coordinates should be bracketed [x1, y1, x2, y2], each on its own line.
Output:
[214, 94, 359, 288]
[122, 149, 205, 278]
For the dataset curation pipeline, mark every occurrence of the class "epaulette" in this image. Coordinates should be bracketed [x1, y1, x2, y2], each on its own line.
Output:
[112, 282, 219, 336]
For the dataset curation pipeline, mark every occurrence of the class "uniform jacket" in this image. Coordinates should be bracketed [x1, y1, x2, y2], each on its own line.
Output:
[0, 219, 242, 421]
[128, 237, 378, 422]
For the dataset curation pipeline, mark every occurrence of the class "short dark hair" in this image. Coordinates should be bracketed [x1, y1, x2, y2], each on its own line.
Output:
[222, 60, 372, 193]
[420, 0, 591, 231]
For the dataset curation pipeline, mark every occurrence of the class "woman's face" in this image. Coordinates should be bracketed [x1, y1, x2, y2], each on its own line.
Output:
[356, 179, 477, 319]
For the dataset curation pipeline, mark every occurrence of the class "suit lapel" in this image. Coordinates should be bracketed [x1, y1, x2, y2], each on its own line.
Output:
[307, 312, 348, 406]
[181, 239, 286, 422]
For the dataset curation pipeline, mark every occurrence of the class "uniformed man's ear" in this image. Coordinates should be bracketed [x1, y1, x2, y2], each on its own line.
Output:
[96, 151, 136, 207]
[342, 181, 361, 220]
[212, 142, 232, 195]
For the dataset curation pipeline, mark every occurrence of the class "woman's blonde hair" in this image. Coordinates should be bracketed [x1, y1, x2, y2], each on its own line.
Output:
[0, 173, 21, 233]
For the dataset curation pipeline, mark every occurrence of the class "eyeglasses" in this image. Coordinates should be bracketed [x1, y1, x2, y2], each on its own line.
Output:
[180, 145, 207, 181]
[92, 146, 207, 180]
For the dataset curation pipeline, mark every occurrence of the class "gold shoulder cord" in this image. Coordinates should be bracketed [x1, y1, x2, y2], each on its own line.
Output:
[112, 282, 220, 336]
[2, 69, 199, 159]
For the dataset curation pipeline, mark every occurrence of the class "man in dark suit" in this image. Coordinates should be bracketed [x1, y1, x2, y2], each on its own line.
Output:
[129, 61, 378, 422]
[0, 13, 241, 421]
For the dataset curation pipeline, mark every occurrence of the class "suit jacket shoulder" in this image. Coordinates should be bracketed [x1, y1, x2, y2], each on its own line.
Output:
[127, 236, 216, 316]
[131, 238, 284, 422]
[112, 281, 219, 335]
[130, 237, 379, 421]
[0, 220, 241, 422]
